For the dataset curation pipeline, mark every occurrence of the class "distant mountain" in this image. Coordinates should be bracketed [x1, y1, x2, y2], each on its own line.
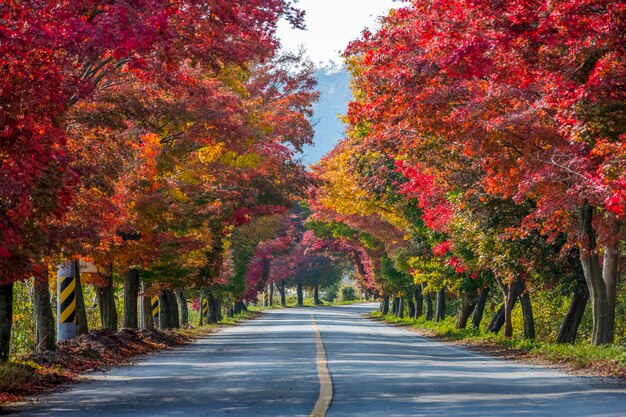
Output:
[300, 67, 352, 167]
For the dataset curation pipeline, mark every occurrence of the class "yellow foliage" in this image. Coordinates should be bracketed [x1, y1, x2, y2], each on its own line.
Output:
[198, 142, 225, 163]
[318, 149, 377, 216]
[218, 64, 250, 97]
[317, 145, 409, 230]
[219, 151, 261, 168]
[170, 187, 188, 202]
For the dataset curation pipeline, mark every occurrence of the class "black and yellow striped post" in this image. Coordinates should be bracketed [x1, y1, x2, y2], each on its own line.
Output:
[263, 290, 269, 307]
[202, 298, 208, 317]
[56, 262, 77, 341]
[60, 276, 76, 323]
[151, 295, 159, 319]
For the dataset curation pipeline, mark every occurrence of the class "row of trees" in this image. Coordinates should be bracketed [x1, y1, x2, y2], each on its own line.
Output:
[0, 1, 332, 360]
[307, 0, 625, 345]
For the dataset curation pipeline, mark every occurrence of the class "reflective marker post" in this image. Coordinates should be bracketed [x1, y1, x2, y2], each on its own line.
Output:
[202, 298, 208, 318]
[57, 262, 77, 341]
[151, 296, 159, 320]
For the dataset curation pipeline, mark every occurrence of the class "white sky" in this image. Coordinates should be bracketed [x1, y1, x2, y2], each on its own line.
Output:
[277, 0, 400, 65]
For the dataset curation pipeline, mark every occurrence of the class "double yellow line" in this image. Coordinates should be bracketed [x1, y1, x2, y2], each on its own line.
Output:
[310, 315, 333, 417]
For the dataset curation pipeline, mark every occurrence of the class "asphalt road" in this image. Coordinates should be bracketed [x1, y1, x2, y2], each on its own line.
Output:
[14, 304, 626, 416]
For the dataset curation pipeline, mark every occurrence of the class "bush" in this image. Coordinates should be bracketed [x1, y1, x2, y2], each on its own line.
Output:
[340, 286, 357, 302]
[323, 283, 339, 302]
[12, 281, 36, 355]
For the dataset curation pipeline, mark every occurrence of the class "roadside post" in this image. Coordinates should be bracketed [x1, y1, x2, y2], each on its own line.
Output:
[57, 262, 77, 341]
[151, 295, 160, 324]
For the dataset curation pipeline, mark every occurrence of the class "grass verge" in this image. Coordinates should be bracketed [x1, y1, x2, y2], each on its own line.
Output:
[369, 311, 626, 379]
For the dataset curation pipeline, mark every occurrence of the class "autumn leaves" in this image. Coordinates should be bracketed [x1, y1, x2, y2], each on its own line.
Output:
[0, 1, 317, 358]
[307, 0, 626, 345]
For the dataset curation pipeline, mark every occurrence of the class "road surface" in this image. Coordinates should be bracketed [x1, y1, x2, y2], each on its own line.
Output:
[14, 304, 626, 416]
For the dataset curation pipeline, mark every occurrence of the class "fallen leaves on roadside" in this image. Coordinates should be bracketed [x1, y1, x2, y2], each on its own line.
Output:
[0, 328, 193, 406]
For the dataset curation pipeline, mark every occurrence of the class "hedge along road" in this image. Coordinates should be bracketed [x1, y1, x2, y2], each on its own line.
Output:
[14, 304, 626, 416]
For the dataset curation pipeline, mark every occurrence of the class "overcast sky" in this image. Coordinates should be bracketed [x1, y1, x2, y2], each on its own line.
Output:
[277, 0, 400, 66]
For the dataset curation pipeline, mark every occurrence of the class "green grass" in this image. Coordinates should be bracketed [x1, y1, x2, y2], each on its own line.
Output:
[247, 303, 291, 311]
[179, 311, 257, 338]
[370, 311, 626, 375]
[218, 311, 256, 325]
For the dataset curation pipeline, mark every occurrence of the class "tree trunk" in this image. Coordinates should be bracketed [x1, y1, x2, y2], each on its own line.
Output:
[216, 298, 223, 321]
[472, 287, 490, 329]
[123, 268, 140, 329]
[73, 260, 89, 336]
[487, 305, 505, 333]
[198, 293, 204, 327]
[166, 290, 179, 328]
[141, 295, 154, 330]
[234, 300, 248, 314]
[602, 214, 620, 342]
[557, 290, 589, 343]
[313, 285, 321, 305]
[176, 290, 188, 327]
[397, 297, 404, 318]
[503, 277, 523, 337]
[279, 281, 286, 306]
[407, 299, 415, 319]
[578, 202, 612, 345]
[456, 296, 476, 329]
[425, 292, 434, 320]
[414, 287, 423, 319]
[97, 263, 117, 331]
[34, 274, 56, 351]
[207, 292, 220, 324]
[381, 296, 389, 315]
[435, 288, 446, 322]
[557, 249, 589, 344]
[269, 281, 274, 306]
[0, 283, 14, 361]
[296, 283, 303, 306]
[140, 281, 153, 330]
[520, 291, 535, 339]
[158, 292, 171, 329]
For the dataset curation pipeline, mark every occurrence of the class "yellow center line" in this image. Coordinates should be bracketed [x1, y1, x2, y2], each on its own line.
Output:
[310, 314, 333, 417]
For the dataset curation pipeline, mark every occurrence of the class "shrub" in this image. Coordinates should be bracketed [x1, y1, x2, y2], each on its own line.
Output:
[323, 283, 339, 302]
[340, 286, 357, 302]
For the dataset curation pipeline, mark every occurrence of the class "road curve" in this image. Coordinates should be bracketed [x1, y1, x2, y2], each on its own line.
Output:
[14, 303, 626, 416]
